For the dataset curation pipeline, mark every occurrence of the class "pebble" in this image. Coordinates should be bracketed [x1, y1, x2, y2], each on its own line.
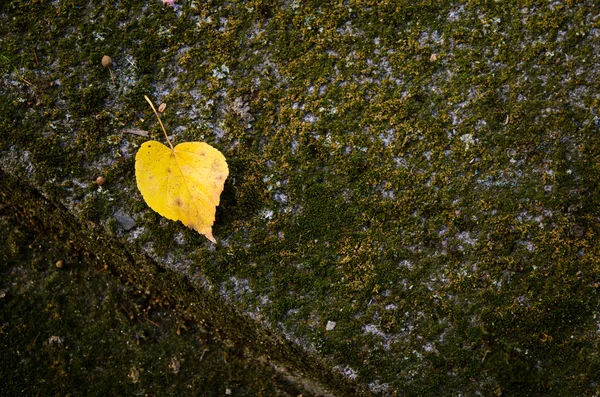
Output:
[326, 320, 337, 331]
[571, 225, 585, 239]
[114, 210, 136, 231]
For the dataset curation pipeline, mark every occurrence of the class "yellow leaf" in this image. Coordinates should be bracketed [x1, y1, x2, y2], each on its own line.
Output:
[135, 95, 229, 243]
[135, 140, 228, 243]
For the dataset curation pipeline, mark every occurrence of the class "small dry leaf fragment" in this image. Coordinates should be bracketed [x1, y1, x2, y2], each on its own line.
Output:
[122, 128, 150, 137]
[158, 103, 167, 113]
[128, 366, 140, 383]
[169, 356, 181, 374]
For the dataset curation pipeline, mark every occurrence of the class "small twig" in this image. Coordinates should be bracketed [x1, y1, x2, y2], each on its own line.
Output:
[199, 348, 208, 361]
[19, 75, 33, 86]
[33, 48, 39, 67]
[481, 349, 490, 363]
[28, 232, 42, 249]
[145, 315, 161, 328]
[120, 303, 134, 320]
[144, 95, 173, 150]
[122, 128, 149, 137]
[1, 54, 33, 86]
[27, 331, 41, 351]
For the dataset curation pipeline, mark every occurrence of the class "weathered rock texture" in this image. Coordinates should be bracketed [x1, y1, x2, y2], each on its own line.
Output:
[2, 1, 600, 395]
[0, 206, 311, 396]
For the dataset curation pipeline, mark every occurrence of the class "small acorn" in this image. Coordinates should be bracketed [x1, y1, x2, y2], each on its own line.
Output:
[96, 176, 105, 186]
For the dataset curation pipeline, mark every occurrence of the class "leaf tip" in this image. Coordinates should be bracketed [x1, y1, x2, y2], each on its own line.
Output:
[206, 233, 217, 244]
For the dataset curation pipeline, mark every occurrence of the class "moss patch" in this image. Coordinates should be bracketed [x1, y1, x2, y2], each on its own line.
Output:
[0, 195, 315, 396]
[2, 0, 600, 395]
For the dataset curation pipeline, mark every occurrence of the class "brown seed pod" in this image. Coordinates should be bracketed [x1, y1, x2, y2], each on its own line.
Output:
[96, 176, 105, 186]
[158, 103, 167, 113]
[101, 55, 115, 84]
[55, 260, 64, 269]
[101, 55, 113, 69]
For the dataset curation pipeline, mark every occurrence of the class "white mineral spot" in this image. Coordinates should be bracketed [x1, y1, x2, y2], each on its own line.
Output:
[260, 209, 274, 220]
[460, 133, 475, 150]
[212, 64, 229, 79]
[326, 320, 337, 331]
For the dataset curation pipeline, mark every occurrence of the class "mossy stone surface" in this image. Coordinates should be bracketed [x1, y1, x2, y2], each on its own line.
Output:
[1, 0, 600, 395]
[0, 207, 306, 396]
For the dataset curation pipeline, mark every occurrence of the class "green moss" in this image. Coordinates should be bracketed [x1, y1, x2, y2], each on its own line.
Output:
[2, 0, 600, 395]
[0, 208, 309, 396]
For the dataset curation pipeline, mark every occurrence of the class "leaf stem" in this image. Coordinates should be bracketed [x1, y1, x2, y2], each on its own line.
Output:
[144, 95, 173, 150]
